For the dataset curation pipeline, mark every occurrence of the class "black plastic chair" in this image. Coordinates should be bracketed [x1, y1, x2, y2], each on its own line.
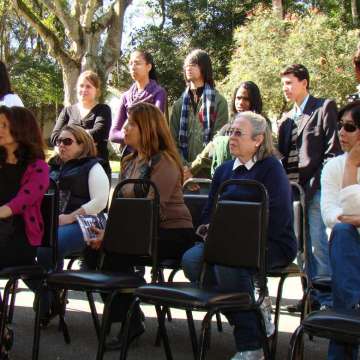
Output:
[266, 182, 308, 358]
[32, 179, 160, 360]
[0, 178, 59, 360]
[120, 179, 271, 360]
[288, 308, 360, 360]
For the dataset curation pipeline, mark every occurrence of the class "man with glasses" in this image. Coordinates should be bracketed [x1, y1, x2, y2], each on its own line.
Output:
[277, 64, 341, 312]
[170, 49, 228, 179]
[321, 101, 360, 360]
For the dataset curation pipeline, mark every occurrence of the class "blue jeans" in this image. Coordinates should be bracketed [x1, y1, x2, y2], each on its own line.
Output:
[182, 242, 291, 351]
[307, 190, 332, 307]
[33, 222, 87, 314]
[328, 223, 360, 360]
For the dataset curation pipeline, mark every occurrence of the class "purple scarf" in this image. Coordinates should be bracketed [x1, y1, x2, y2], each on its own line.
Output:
[128, 79, 164, 106]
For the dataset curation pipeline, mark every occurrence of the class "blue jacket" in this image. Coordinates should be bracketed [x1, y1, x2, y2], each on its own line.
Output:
[202, 156, 297, 264]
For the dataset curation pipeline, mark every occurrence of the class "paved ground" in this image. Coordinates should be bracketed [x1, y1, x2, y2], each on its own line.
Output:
[3, 270, 329, 360]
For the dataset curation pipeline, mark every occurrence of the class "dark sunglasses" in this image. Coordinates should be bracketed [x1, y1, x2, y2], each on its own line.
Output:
[56, 137, 75, 146]
[338, 121, 359, 133]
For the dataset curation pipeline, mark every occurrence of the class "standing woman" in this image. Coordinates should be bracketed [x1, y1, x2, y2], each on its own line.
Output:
[51, 71, 112, 177]
[188, 81, 265, 179]
[0, 61, 24, 107]
[109, 50, 167, 152]
[0, 106, 49, 358]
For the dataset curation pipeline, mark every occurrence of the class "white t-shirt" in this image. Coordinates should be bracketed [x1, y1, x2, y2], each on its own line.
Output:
[0, 93, 24, 107]
[320, 153, 360, 231]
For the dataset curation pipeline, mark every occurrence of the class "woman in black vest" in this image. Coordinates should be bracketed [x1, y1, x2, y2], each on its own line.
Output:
[37, 124, 109, 323]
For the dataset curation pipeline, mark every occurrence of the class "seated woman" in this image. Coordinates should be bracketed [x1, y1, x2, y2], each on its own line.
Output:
[0, 106, 49, 358]
[50, 71, 112, 177]
[182, 111, 297, 360]
[88, 102, 195, 349]
[36, 124, 109, 322]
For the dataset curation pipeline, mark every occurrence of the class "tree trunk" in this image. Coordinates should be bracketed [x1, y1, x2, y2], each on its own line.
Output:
[272, 0, 283, 19]
[351, 0, 359, 27]
[61, 60, 81, 106]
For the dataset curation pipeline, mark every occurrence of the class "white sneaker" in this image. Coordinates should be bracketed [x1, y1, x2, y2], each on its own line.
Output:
[260, 296, 275, 337]
[230, 349, 265, 360]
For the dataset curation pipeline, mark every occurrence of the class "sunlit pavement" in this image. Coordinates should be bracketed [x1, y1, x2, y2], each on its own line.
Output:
[2, 268, 329, 360]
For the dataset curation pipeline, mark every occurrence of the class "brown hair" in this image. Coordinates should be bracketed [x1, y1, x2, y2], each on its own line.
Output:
[280, 64, 310, 90]
[60, 124, 97, 158]
[77, 70, 101, 97]
[122, 102, 184, 182]
[0, 106, 45, 165]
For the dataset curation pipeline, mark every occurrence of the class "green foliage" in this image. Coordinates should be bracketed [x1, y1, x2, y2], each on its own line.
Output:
[11, 55, 63, 106]
[222, 9, 358, 119]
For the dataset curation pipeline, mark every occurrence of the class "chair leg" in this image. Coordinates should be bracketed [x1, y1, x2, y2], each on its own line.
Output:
[168, 269, 180, 283]
[158, 270, 173, 322]
[32, 291, 42, 360]
[0, 280, 14, 351]
[271, 275, 287, 359]
[120, 297, 141, 360]
[86, 291, 101, 340]
[7, 280, 18, 324]
[96, 291, 118, 360]
[155, 304, 173, 360]
[287, 325, 304, 360]
[186, 310, 198, 359]
[215, 312, 223, 332]
[198, 311, 214, 360]
[54, 290, 71, 344]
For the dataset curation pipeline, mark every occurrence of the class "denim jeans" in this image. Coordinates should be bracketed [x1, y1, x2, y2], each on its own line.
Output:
[307, 190, 332, 307]
[181, 241, 291, 351]
[328, 223, 360, 360]
[30, 222, 87, 315]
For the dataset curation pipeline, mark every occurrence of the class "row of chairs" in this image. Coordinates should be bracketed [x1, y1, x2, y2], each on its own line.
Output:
[0, 177, 345, 360]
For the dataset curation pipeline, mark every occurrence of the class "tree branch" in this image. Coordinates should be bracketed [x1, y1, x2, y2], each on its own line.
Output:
[82, 0, 98, 29]
[11, 0, 76, 66]
[100, 0, 130, 73]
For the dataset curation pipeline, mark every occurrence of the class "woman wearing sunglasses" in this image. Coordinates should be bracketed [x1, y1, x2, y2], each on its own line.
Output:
[182, 111, 296, 360]
[186, 81, 267, 180]
[36, 124, 109, 325]
[50, 71, 112, 177]
[0, 106, 48, 358]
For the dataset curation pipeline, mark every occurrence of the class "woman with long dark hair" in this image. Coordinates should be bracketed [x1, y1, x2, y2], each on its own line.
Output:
[0, 62, 24, 107]
[0, 106, 48, 358]
[188, 81, 266, 179]
[109, 50, 167, 153]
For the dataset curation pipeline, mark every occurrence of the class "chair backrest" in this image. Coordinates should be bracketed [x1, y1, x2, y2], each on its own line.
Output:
[102, 179, 159, 264]
[183, 194, 208, 229]
[203, 179, 268, 287]
[290, 182, 306, 254]
[40, 178, 59, 267]
[183, 177, 212, 195]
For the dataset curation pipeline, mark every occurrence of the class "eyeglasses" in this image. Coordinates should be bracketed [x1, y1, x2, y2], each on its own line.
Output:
[56, 137, 76, 146]
[338, 121, 359, 133]
[227, 128, 248, 137]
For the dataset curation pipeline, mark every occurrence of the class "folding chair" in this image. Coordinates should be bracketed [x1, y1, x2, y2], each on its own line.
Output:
[0, 178, 59, 359]
[288, 308, 360, 360]
[266, 182, 308, 358]
[32, 179, 160, 360]
[120, 179, 271, 360]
